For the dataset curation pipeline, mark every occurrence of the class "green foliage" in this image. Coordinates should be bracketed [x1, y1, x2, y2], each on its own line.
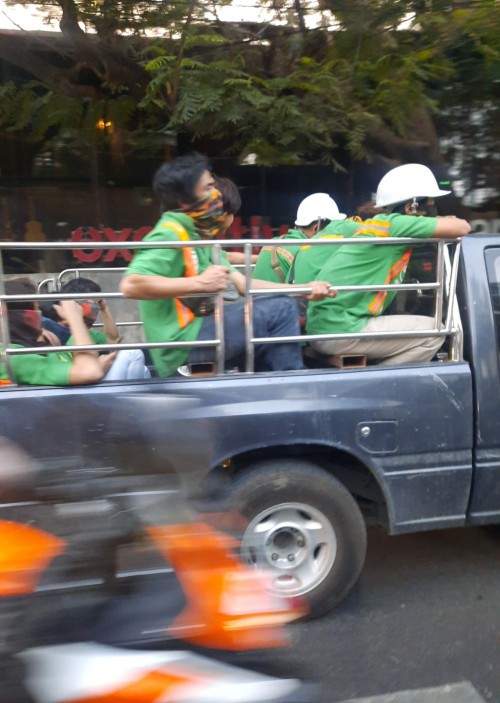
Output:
[0, 0, 499, 190]
[145, 56, 177, 72]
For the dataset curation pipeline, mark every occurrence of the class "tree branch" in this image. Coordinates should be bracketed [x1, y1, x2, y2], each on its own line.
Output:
[169, 0, 197, 109]
[57, 0, 148, 96]
[0, 35, 98, 99]
[365, 110, 443, 164]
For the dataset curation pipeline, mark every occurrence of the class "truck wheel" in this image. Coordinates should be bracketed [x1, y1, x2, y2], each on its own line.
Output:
[223, 460, 367, 619]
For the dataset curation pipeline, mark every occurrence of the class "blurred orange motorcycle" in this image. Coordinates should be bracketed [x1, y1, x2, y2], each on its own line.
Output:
[0, 512, 309, 703]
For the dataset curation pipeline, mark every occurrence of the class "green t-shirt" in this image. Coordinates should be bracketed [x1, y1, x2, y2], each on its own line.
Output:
[0, 344, 72, 386]
[253, 229, 307, 283]
[125, 211, 234, 377]
[66, 330, 108, 349]
[306, 213, 438, 335]
[291, 219, 362, 284]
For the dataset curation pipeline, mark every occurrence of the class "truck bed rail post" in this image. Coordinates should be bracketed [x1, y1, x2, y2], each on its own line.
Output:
[212, 244, 225, 375]
[434, 240, 445, 331]
[444, 242, 463, 361]
[38, 277, 57, 293]
[57, 267, 127, 289]
[244, 242, 255, 373]
[0, 250, 16, 384]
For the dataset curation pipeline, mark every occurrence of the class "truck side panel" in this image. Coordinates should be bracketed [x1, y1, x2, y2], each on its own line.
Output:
[0, 361, 473, 533]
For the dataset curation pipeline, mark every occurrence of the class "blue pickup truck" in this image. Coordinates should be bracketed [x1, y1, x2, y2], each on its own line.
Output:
[0, 233, 499, 630]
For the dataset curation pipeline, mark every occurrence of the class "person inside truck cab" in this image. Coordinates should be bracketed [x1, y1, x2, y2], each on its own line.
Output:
[1, 278, 116, 386]
[253, 193, 346, 284]
[304, 163, 471, 366]
[120, 152, 335, 377]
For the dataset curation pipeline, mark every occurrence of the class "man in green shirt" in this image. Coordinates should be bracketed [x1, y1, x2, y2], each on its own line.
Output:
[1, 278, 116, 386]
[121, 154, 334, 376]
[288, 218, 363, 285]
[253, 193, 346, 283]
[60, 277, 150, 380]
[306, 163, 471, 366]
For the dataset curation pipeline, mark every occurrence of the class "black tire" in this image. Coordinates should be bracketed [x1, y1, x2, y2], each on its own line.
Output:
[222, 459, 367, 619]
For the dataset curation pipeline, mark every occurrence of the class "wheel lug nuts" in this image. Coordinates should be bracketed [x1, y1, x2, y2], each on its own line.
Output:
[287, 554, 295, 562]
[271, 553, 279, 561]
[297, 539, 305, 547]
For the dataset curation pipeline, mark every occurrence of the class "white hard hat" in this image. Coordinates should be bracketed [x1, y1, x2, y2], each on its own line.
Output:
[295, 193, 346, 227]
[375, 164, 451, 208]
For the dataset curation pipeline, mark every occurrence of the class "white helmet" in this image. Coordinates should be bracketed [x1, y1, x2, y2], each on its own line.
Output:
[295, 193, 346, 227]
[375, 164, 451, 208]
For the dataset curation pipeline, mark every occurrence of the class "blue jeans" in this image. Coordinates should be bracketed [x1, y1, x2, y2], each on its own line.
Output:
[188, 295, 304, 371]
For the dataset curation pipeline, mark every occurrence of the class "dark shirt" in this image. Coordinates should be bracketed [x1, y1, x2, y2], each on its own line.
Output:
[42, 317, 71, 344]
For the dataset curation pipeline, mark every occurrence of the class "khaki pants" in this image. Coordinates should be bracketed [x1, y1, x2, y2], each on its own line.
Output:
[312, 315, 444, 366]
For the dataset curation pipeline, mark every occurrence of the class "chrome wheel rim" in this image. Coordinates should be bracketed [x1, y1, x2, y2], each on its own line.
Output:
[241, 502, 337, 597]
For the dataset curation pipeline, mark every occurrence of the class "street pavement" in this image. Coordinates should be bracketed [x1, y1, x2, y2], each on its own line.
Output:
[281, 526, 499, 703]
[339, 682, 486, 702]
[1, 525, 497, 702]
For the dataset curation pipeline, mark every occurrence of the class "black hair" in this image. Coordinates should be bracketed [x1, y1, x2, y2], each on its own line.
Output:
[390, 201, 409, 215]
[390, 197, 428, 215]
[152, 153, 211, 212]
[300, 218, 332, 231]
[214, 177, 241, 215]
[4, 277, 36, 310]
[39, 278, 101, 323]
[39, 300, 60, 321]
[4, 278, 42, 347]
[60, 277, 102, 294]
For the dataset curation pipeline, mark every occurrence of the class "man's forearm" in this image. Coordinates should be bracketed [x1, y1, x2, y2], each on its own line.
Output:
[251, 277, 289, 291]
[432, 217, 471, 238]
[230, 271, 286, 294]
[249, 276, 315, 295]
[101, 308, 121, 343]
[120, 274, 205, 300]
[68, 315, 98, 354]
[230, 271, 334, 301]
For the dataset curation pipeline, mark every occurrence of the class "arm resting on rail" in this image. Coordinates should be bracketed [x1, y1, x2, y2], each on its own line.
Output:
[230, 271, 337, 302]
[121, 268, 335, 302]
[432, 217, 471, 239]
[121, 267, 231, 300]
[225, 252, 258, 265]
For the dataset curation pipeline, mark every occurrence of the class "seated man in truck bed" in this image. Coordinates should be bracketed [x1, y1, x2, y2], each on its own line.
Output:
[1, 278, 116, 385]
[120, 153, 335, 376]
[214, 176, 258, 267]
[253, 192, 346, 284]
[303, 164, 471, 366]
[62, 277, 151, 381]
[286, 216, 363, 285]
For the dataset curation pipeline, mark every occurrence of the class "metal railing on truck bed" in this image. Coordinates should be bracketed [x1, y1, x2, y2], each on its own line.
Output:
[0, 237, 462, 385]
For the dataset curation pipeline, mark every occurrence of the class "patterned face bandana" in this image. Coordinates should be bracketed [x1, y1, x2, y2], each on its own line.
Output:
[77, 301, 100, 328]
[183, 189, 226, 237]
